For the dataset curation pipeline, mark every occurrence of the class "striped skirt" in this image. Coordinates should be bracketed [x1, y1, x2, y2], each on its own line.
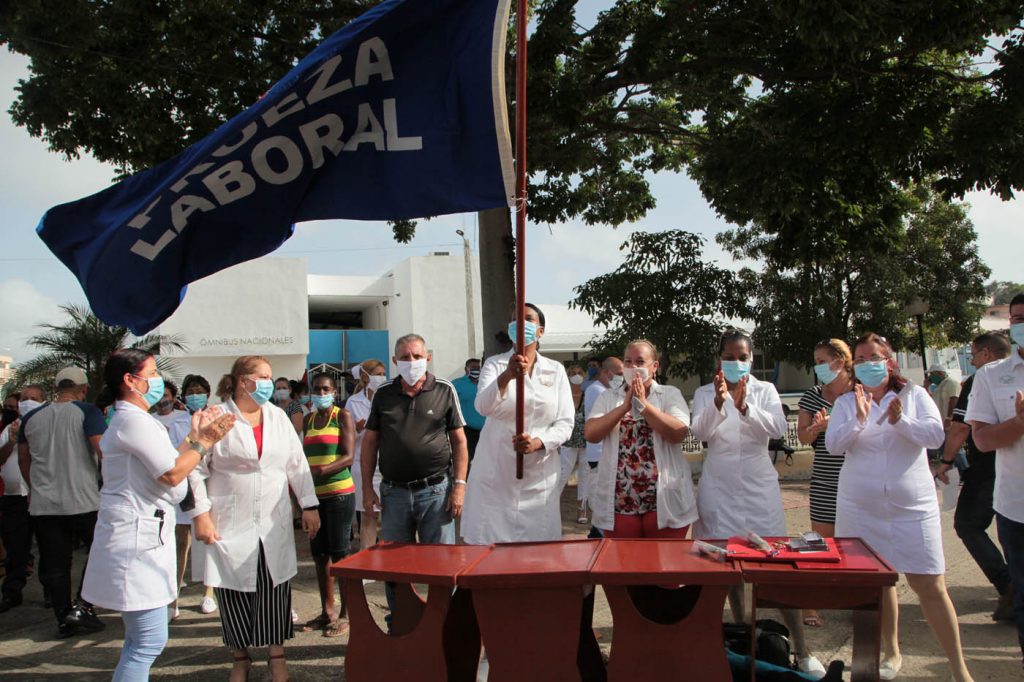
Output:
[214, 542, 293, 649]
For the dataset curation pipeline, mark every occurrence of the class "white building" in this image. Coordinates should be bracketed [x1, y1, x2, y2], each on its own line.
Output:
[155, 254, 607, 390]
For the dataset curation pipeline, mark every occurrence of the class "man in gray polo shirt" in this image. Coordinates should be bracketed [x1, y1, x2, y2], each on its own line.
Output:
[360, 333, 469, 545]
[17, 367, 106, 637]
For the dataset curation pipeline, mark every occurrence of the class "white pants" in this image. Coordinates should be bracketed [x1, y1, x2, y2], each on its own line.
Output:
[559, 446, 588, 503]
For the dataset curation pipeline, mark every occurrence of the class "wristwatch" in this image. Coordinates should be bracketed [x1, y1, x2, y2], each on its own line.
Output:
[940, 458, 956, 466]
[186, 437, 209, 458]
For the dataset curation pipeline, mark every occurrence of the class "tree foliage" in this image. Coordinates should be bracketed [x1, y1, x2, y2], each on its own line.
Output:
[571, 231, 751, 378]
[723, 184, 990, 367]
[11, 304, 186, 400]
[986, 280, 1024, 306]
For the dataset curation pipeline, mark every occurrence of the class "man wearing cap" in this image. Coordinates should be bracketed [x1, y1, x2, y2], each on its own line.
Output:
[17, 367, 107, 637]
[928, 364, 961, 425]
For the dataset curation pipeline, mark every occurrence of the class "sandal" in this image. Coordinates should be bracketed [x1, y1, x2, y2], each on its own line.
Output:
[802, 613, 824, 627]
[268, 653, 291, 682]
[324, 618, 350, 638]
[230, 651, 252, 682]
[301, 612, 331, 631]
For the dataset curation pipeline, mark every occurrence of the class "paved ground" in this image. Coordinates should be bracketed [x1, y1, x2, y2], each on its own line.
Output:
[0, 480, 1020, 680]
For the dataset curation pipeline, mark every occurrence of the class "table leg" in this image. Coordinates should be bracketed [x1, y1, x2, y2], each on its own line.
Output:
[851, 603, 882, 682]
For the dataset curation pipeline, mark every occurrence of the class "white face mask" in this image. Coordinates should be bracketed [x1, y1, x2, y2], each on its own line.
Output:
[274, 388, 291, 402]
[608, 375, 625, 390]
[367, 375, 387, 391]
[622, 367, 650, 384]
[569, 374, 584, 385]
[18, 399, 42, 416]
[397, 359, 428, 386]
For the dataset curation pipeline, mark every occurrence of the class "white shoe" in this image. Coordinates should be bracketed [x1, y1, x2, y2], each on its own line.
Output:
[291, 609, 299, 624]
[879, 657, 902, 680]
[200, 596, 218, 614]
[168, 605, 180, 622]
[797, 656, 826, 680]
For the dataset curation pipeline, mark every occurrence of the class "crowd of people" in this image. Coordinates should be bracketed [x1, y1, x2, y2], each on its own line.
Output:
[1, 296, 1023, 680]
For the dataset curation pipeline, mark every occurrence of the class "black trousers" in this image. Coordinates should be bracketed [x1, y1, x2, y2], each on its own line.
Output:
[32, 511, 97, 622]
[1, 496, 32, 600]
[464, 427, 481, 461]
[954, 474, 1011, 595]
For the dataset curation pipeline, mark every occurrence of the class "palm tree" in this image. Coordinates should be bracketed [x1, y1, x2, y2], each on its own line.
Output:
[10, 304, 186, 400]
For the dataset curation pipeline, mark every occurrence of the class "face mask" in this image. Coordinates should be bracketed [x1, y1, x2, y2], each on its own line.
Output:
[156, 399, 173, 412]
[274, 389, 291, 402]
[367, 375, 388, 391]
[622, 367, 650, 384]
[854, 361, 889, 388]
[468, 369, 481, 380]
[814, 362, 838, 385]
[299, 394, 311, 405]
[721, 360, 751, 384]
[507, 320, 539, 346]
[184, 394, 208, 412]
[569, 374, 585, 385]
[18, 400, 41, 417]
[1011, 322, 1024, 348]
[608, 375, 625, 390]
[397, 359, 428, 386]
[587, 366, 598, 379]
[248, 378, 274, 405]
[132, 375, 165, 408]
[312, 394, 335, 411]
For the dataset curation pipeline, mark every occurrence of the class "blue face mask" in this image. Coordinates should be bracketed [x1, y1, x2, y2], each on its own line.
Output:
[814, 362, 839, 385]
[311, 394, 335, 411]
[184, 394, 208, 412]
[508, 320, 539, 346]
[721, 360, 751, 384]
[854, 361, 889, 388]
[131, 375, 165, 408]
[1011, 322, 1024, 348]
[249, 379, 274, 405]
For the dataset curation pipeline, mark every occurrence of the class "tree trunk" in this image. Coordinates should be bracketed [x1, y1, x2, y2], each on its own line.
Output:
[478, 207, 517, 358]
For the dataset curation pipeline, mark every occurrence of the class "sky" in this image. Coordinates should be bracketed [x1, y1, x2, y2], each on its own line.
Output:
[1, 43, 1021, 366]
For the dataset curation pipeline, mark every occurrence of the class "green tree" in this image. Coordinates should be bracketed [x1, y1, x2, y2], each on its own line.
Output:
[11, 304, 186, 400]
[986, 281, 1024, 306]
[571, 231, 752, 379]
[721, 184, 990, 367]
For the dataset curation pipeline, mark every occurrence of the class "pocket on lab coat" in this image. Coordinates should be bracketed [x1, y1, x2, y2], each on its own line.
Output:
[136, 516, 163, 558]
[209, 494, 236, 536]
[993, 388, 1020, 422]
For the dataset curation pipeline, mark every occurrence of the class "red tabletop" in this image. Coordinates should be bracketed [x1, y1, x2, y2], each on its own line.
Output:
[330, 542, 491, 586]
[736, 538, 897, 587]
[458, 539, 603, 589]
[590, 539, 742, 586]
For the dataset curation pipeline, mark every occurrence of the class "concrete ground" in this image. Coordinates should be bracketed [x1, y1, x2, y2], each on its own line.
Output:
[0, 480, 1020, 680]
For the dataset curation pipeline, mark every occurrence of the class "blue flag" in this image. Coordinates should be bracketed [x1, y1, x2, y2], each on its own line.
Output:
[38, 0, 514, 335]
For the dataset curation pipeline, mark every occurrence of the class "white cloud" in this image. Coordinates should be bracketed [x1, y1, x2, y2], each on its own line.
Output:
[0, 278, 62, 365]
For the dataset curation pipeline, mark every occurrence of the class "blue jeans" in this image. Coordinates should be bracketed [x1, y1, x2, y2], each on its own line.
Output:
[113, 606, 169, 681]
[996, 512, 1024, 659]
[379, 478, 454, 625]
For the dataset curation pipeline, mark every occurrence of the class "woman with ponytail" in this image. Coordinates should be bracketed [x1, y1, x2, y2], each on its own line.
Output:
[190, 355, 320, 682]
[81, 349, 234, 681]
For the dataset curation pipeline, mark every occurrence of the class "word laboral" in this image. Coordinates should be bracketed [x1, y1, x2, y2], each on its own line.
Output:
[129, 37, 421, 262]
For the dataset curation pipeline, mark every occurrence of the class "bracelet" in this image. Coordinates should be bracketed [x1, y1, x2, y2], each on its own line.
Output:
[940, 459, 956, 466]
[186, 437, 209, 458]
[453, 479, 467, 486]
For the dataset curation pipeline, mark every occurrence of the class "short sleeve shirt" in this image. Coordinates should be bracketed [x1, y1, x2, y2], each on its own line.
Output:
[931, 375, 960, 418]
[19, 400, 106, 515]
[965, 351, 1024, 523]
[951, 375, 995, 480]
[365, 374, 465, 482]
[451, 375, 485, 430]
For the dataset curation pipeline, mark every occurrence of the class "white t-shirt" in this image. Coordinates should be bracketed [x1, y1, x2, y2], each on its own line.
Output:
[154, 410, 192, 447]
[584, 381, 608, 463]
[965, 349, 1024, 523]
[0, 428, 28, 496]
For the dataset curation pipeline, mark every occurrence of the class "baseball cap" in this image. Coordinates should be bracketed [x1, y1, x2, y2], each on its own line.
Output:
[55, 367, 88, 387]
[926, 365, 945, 374]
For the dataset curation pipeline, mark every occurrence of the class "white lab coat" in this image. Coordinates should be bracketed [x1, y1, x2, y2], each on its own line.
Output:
[691, 376, 788, 539]
[588, 383, 698, 532]
[188, 399, 317, 592]
[82, 401, 186, 611]
[347, 389, 382, 512]
[461, 350, 574, 544]
[826, 384, 946, 574]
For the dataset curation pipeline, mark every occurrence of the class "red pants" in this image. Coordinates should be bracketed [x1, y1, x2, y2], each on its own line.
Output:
[602, 512, 689, 539]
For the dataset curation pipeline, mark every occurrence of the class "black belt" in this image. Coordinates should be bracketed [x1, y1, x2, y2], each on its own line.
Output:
[382, 472, 448, 491]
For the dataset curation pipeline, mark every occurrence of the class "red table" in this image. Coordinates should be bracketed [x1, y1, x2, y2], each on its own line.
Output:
[590, 539, 742, 682]
[330, 543, 490, 682]
[736, 537, 898, 681]
[458, 539, 606, 682]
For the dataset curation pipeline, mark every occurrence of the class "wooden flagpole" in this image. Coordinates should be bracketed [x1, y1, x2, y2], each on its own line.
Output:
[514, 0, 528, 479]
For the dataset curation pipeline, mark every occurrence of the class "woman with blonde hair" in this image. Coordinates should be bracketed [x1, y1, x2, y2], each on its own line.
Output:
[796, 338, 855, 627]
[827, 333, 973, 681]
[190, 355, 320, 682]
[345, 359, 388, 550]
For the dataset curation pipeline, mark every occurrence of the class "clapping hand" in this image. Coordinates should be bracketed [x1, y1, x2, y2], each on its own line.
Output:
[713, 370, 729, 410]
[192, 407, 236, 446]
[853, 384, 871, 424]
[811, 408, 829, 435]
[886, 397, 903, 425]
[630, 373, 648, 403]
[733, 376, 748, 414]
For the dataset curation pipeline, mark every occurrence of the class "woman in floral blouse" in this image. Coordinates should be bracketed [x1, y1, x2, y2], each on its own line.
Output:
[584, 340, 697, 538]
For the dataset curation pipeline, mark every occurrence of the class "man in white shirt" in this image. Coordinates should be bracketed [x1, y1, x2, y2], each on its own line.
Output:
[967, 292, 1024, 664]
